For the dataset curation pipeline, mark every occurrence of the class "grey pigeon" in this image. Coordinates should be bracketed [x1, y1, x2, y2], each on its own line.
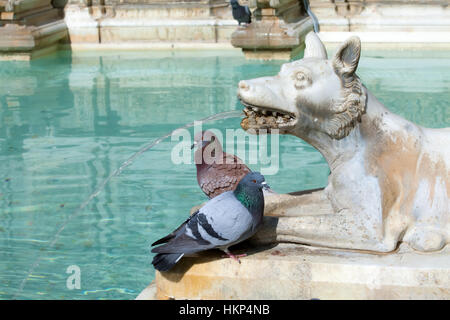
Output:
[151, 172, 269, 272]
[230, 0, 251, 26]
[192, 130, 251, 199]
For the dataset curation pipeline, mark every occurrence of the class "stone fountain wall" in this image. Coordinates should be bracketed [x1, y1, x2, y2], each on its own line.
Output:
[310, 0, 450, 32]
[0, 0, 68, 59]
[1, 0, 450, 60]
[64, 0, 236, 44]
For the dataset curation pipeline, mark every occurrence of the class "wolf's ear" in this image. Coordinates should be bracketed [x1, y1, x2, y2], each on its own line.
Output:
[333, 36, 361, 80]
[304, 31, 328, 59]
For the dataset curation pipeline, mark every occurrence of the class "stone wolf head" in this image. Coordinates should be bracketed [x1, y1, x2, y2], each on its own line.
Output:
[238, 32, 367, 140]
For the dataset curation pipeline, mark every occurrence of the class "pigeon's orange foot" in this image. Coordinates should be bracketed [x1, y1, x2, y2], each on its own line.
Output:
[221, 252, 247, 264]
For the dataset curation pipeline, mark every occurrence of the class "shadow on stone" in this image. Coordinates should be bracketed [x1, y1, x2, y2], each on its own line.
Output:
[159, 240, 278, 283]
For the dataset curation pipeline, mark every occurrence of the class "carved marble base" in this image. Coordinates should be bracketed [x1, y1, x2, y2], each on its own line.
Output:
[0, 0, 68, 59]
[231, 0, 314, 60]
[232, 18, 313, 60]
[140, 242, 450, 300]
[0, 21, 68, 59]
[141, 187, 449, 300]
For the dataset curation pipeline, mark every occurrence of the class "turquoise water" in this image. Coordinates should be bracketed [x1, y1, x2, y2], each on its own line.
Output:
[0, 49, 449, 299]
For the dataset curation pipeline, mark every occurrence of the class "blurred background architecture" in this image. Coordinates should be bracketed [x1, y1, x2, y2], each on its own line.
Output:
[1, 0, 450, 59]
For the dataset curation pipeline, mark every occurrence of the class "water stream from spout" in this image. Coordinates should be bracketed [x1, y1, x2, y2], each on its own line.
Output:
[13, 110, 243, 299]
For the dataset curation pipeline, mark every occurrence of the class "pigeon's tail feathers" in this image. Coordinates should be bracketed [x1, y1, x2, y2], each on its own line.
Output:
[152, 253, 184, 271]
[151, 213, 196, 246]
[152, 233, 175, 246]
[151, 234, 212, 255]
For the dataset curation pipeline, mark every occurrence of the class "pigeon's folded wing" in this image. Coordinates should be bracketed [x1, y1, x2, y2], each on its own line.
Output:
[152, 192, 253, 254]
[151, 231, 215, 254]
[151, 212, 196, 246]
[198, 192, 254, 244]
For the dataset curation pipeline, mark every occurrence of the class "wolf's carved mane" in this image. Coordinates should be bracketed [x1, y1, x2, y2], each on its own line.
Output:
[321, 74, 367, 140]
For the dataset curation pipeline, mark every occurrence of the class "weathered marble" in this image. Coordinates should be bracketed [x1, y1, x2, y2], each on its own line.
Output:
[0, 0, 68, 59]
[136, 281, 157, 300]
[143, 242, 450, 300]
[144, 189, 450, 300]
[64, 0, 237, 44]
[238, 32, 450, 253]
[231, 0, 314, 59]
[310, 0, 450, 32]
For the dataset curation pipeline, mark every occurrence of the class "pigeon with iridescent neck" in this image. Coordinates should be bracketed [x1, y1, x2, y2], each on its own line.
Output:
[151, 172, 268, 271]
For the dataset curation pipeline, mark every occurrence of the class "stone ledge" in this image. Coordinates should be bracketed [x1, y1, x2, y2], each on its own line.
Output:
[66, 42, 237, 50]
[136, 281, 157, 300]
[0, 20, 68, 53]
[149, 242, 450, 300]
[64, 4, 237, 43]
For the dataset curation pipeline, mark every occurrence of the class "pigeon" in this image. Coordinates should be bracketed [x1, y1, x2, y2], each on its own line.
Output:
[230, 0, 251, 26]
[151, 172, 269, 272]
[192, 130, 252, 199]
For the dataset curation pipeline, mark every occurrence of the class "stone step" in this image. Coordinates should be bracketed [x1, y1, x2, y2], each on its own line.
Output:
[0, 5, 59, 23]
[0, 19, 68, 54]
[2, 0, 53, 13]
[152, 242, 450, 300]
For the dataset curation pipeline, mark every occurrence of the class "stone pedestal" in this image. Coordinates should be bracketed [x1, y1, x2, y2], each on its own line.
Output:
[0, 0, 68, 60]
[231, 0, 314, 60]
[140, 189, 450, 300]
[141, 242, 450, 300]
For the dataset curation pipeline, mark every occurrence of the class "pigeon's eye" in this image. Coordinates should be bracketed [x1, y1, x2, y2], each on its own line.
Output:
[252, 179, 257, 183]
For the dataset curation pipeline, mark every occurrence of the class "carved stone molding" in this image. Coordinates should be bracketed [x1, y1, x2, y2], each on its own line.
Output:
[0, 0, 68, 59]
[231, 0, 314, 59]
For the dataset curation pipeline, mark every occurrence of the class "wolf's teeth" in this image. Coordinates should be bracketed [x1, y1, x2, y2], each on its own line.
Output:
[273, 111, 278, 117]
[253, 107, 259, 112]
[262, 110, 267, 115]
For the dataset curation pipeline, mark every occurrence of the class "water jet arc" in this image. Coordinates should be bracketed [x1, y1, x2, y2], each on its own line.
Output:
[13, 110, 243, 299]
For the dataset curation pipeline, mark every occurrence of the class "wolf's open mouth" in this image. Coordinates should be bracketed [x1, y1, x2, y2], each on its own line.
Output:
[239, 99, 296, 133]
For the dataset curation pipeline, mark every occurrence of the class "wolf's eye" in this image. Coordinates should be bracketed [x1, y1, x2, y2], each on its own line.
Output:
[294, 71, 311, 89]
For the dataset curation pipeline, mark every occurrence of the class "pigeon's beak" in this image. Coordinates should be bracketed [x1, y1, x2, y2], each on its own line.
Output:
[261, 182, 276, 196]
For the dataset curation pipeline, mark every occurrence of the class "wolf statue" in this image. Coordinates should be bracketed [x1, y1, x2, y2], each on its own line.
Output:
[238, 32, 449, 253]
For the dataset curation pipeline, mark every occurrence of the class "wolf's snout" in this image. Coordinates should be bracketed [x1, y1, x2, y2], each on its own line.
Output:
[238, 80, 250, 91]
